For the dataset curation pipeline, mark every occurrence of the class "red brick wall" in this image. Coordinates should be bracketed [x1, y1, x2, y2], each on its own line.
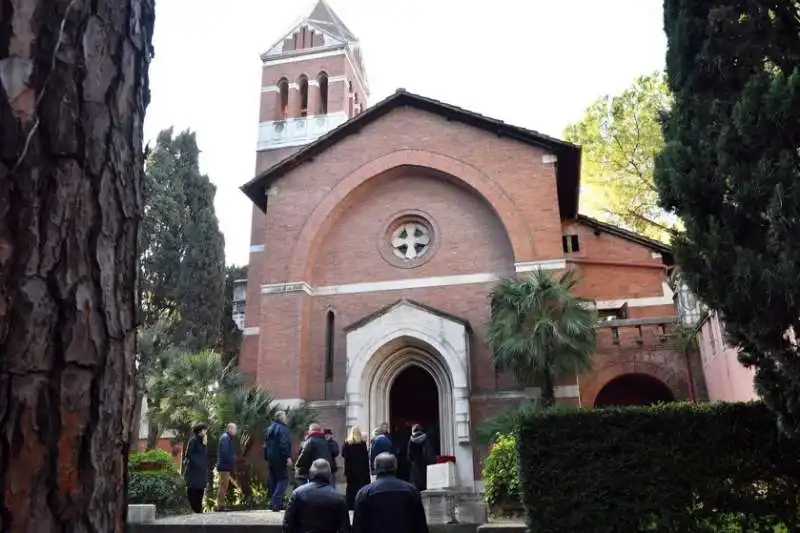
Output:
[242, 104, 686, 458]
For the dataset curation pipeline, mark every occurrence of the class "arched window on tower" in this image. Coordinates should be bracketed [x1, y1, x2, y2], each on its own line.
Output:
[318, 72, 329, 115]
[324, 310, 335, 382]
[277, 78, 289, 120]
[298, 75, 309, 117]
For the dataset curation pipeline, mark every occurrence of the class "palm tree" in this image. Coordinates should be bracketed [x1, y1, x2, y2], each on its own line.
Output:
[488, 269, 597, 407]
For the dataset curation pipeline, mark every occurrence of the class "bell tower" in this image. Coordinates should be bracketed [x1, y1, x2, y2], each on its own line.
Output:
[255, 0, 369, 172]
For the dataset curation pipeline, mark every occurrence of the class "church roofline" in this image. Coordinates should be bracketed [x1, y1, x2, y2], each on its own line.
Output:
[343, 298, 472, 333]
[575, 214, 674, 264]
[241, 89, 582, 218]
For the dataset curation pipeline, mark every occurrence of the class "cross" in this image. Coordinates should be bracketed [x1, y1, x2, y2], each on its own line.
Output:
[391, 223, 431, 260]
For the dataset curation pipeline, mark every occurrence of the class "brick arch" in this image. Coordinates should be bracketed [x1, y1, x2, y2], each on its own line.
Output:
[287, 149, 534, 281]
[580, 360, 689, 407]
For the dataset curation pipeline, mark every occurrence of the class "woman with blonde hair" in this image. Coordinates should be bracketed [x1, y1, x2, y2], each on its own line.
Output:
[341, 425, 370, 510]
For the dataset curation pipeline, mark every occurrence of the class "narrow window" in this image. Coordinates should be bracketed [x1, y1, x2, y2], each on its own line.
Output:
[562, 234, 580, 253]
[277, 78, 289, 120]
[324, 311, 335, 381]
[348, 95, 354, 116]
[298, 76, 308, 117]
[318, 72, 329, 114]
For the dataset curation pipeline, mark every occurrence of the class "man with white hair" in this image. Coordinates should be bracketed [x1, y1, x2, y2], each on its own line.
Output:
[295, 423, 333, 484]
[215, 423, 238, 511]
[265, 411, 292, 510]
[353, 453, 428, 533]
[283, 458, 350, 533]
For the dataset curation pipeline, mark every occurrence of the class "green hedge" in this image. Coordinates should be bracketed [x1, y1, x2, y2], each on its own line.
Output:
[516, 402, 800, 533]
[128, 450, 188, 516]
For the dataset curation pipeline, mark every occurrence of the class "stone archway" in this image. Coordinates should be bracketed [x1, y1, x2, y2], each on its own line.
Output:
[345, 299, 474, 488]
[287, 149, 535, 281]
[593, 373, 676, 407]
[581, 360, 688, 407]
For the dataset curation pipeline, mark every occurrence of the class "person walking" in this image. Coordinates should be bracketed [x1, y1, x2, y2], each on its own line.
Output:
[324, 429, 341, 488]
[215, 423, 238, 512]
[183, 423, 209, 513]
[368, 427, 392, 480]
[295, 423, 332, 484]
[352, 453, 429, 533]
[283, 458, 351, 533]
[407, 424, 433, 491]
[265, 411, 293, 511]
[341, 425, 370, 510]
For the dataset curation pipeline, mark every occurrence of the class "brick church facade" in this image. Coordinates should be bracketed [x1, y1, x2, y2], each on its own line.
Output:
[239, 1, 700, 488]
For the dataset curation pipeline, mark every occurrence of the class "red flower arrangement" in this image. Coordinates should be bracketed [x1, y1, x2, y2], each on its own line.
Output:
[435, 455, 456, 464]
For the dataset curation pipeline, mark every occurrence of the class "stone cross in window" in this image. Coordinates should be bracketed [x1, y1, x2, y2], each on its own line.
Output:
[391, 222, 431, 260]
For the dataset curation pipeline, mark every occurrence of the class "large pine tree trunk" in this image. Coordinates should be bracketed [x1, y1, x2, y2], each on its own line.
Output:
[0, 1, 154, 531]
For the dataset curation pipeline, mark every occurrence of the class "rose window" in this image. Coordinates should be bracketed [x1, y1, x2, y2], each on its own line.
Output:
[390, 222, 432, 260]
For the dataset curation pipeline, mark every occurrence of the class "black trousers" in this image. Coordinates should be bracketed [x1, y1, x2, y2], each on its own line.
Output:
[187, 488, 204, 513]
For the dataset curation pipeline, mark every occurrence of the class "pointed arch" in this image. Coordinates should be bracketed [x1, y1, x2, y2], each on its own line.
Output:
[277, 77, 289, 120]
[324, 309, 335, 381]
[318, 72, 329, 115]
[298, 75, 309, 117]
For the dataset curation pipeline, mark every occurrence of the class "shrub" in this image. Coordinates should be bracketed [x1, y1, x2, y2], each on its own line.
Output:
[129, 448, 176, 472]
[516, 402, 800, 533]
[482, 433, 521, 517]
[128, 450, 188, 516]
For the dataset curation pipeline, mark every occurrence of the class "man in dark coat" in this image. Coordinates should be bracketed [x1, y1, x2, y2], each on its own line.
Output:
[368, 428, 392, 479]
[324, 429, 341, 487]
[407, 424, 433, 491]
[353, 453, 429, 533]
[295, 423, 333, 484]
[183, 422, 209, 513]
[283, 458, 350, 533]
[266, 411, 293, 510]
[216, 423, 238, 511]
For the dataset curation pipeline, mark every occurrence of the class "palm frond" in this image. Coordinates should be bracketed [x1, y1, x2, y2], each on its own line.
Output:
[487, 269, 598, 401]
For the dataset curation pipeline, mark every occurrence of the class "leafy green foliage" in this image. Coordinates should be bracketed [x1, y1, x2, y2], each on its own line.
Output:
[128, 450, 187, 516]
[140, 127, 225, 352]
[128, 449, 175, 471]
[475, 402, 543, 445]
[565, 72, 675, 240]
[488, 269, 597, 407]
[482, 434, 521, 517]
[655, 2, 800, 435]
[516, 402, 800, 533]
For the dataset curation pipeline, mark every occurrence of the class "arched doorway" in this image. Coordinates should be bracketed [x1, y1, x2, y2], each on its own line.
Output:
[389, 365, 441, 480]
[594, 373, 675, 408]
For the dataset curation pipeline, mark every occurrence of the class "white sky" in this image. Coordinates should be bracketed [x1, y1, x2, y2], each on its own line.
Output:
[143, 0, 667, 267]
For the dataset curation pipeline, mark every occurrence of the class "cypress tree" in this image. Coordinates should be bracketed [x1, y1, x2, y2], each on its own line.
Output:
[140, 128, 226, 351]
[655, 1, 800, 434]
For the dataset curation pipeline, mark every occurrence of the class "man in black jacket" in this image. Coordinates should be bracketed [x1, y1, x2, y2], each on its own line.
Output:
[295, 423, 333, 484]
[353, 453, 429, 533]
[283, 459, 350, 533]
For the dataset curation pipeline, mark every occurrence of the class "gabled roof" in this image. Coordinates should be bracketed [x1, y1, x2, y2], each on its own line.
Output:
[308, 0, 358, 42]
[241, 89, 582, 217]
[576, 214, 674, 263]
[262, 0, 357, 59]
[344, 298, 471, 333]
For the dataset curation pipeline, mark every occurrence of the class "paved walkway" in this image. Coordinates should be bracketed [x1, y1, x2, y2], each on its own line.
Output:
[153, 510, 354, 526]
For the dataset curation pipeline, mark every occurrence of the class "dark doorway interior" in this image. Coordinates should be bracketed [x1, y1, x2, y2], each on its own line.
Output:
[594, 373, 675, 408]
[389, 365, 441, 481]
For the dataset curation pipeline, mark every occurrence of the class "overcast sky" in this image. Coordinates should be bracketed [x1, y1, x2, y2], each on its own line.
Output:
[143, 0, 667, 266]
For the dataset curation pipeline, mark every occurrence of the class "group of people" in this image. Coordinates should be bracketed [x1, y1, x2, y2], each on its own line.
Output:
[180, 412, 436, 527]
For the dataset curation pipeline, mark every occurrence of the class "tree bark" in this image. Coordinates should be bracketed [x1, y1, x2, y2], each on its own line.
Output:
[541, 371, 556, 408]
[0, 1, 154, 531]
